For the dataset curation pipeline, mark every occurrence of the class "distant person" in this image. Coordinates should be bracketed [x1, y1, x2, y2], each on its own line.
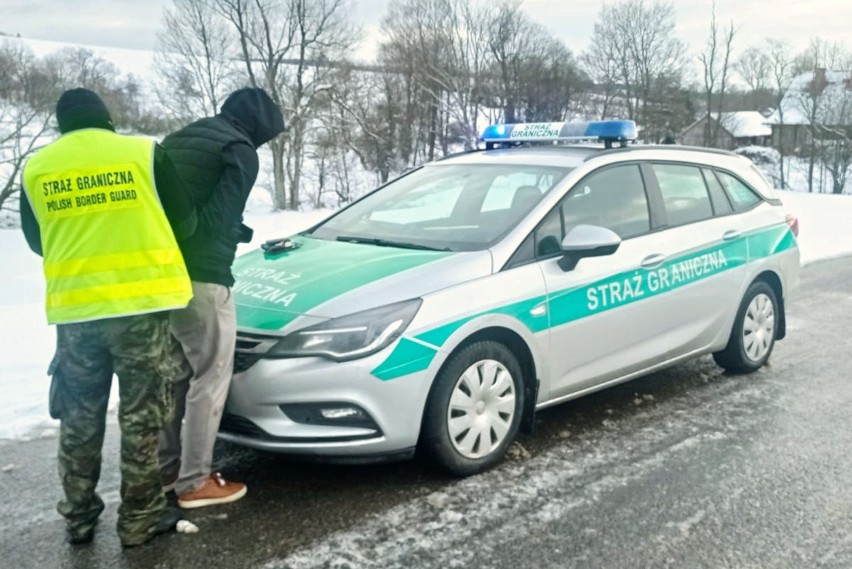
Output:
[20, 88, 196, 546]
[661, 133, 678, 145]
[159, 87, 285, 509]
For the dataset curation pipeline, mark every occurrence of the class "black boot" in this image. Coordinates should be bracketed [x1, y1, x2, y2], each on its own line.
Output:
[66, 526, 95, 545]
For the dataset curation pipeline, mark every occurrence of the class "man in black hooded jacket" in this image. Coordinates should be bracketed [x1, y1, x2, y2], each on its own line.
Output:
[159, 88, 285, 509]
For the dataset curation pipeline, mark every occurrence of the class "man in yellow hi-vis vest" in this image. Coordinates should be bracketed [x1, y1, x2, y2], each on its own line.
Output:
[20, 88, 197, 547]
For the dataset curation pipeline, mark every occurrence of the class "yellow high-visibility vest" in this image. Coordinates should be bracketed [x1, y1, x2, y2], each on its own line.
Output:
[22, 128, 192, 324]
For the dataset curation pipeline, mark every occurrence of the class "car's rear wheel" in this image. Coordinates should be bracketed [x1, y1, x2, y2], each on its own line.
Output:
[420, 340, 524, 476]
[713, 280, 779, 373]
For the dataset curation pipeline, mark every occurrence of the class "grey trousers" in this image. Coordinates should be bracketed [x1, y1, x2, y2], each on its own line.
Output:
[159, 282, 236, 496]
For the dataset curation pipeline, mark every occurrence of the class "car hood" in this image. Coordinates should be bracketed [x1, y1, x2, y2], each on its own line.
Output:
[231, 235, 492, 332]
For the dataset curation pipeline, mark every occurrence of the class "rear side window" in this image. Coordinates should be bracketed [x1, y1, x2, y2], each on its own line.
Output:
[702, 168, 733, 215]
[653, 164, 713, 226]
[715, 171, 761, 211]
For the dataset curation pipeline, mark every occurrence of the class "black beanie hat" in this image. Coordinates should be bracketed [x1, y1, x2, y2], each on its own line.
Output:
[55, 88, 114, 134]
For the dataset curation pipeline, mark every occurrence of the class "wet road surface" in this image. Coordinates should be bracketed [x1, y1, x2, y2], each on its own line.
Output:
[2, 256, 850, 568]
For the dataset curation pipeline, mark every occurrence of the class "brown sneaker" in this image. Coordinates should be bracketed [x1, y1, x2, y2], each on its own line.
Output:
[177, 473, 247, 509]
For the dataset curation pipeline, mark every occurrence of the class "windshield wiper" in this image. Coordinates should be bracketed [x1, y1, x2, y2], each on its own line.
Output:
[335, 236, 448, 251]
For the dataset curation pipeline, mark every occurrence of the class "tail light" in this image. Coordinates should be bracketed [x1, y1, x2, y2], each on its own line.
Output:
[785, 213, 799, 237]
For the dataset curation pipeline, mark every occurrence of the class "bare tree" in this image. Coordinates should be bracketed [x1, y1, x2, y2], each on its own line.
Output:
[383, 0, 508, 152]
[798, 70, 827, 192]
[581, 29, 621, 119]
[0, 46, 48, 213]
[698, 3, 736, 147]
[326, 67, 400, 183]
[587, 0, 686, 141]
[766, 39, 793, 189]
[490, 1, 557, 123]
[488, 1, 586, 124]
[214, 0, 357, 210]
[737, 45, 771, 109]
[1, 44, 119, 214]
[793, 38, 850, 75]
[155, 0, 235, 121]
[42, 47, 147, 130]
[818, 50, 852, 194]
[819, 118, 852, 195]
[737, 47, 770, 93]
[382, 0, 451, 161]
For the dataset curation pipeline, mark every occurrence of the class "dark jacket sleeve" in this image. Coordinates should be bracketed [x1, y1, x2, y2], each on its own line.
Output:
[195, 141, 259, 238]
[153, 144, 198, 240]
[19, 185, 43, 257]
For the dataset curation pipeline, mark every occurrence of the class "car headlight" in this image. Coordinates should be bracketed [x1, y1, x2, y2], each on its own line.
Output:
[266, 298, 422, 362]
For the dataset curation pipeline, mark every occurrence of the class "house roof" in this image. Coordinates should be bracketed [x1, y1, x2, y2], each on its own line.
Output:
[766, 70, 852, 126]
[716, 112, 772, 138]
[681, 111, 771, 138]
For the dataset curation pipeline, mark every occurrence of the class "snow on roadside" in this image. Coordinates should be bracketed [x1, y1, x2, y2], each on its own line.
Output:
[778, 191, 852, 265]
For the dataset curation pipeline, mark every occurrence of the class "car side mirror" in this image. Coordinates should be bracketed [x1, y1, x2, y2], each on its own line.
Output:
[558, 224, 622, 271]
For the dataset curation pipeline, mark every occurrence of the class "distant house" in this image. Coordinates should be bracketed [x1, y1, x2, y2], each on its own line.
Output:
[679, 111, 771, 150]
[766, 68, 852, 154]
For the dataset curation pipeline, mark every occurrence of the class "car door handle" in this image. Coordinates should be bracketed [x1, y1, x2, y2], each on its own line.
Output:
[640, 253, 667, 269]
[723, 229, 742, 241]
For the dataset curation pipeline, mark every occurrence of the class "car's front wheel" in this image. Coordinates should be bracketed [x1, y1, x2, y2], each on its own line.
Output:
[713, 280, 779, 373]
[420, 340, 524, 476]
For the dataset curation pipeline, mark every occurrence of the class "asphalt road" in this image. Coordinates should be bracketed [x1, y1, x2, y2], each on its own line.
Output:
[2, 256, 850, 569]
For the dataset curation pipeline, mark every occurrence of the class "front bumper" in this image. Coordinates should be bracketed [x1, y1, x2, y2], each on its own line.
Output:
[219, 344, 435, 459]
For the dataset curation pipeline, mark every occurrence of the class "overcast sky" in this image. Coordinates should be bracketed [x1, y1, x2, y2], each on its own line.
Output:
[1, 0, 849, 62]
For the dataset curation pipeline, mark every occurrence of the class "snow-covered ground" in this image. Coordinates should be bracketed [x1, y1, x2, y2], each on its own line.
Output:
[0, 191, 850, 441]
[777, 191, 852, 264]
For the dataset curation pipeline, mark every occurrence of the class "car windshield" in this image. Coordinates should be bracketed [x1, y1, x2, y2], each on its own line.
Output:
[309, 163, 572, 251]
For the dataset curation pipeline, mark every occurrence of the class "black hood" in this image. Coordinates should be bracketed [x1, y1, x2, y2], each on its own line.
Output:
[220, 88, 285, 148]
[55, 88, 114, 134]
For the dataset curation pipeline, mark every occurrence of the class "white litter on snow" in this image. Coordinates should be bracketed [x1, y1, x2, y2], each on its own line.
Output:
[177, 520, 200, 534]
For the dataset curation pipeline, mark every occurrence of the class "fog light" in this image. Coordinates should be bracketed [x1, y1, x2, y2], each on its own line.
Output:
[279, 402, 380, 431]
[320, 407, 365, 420]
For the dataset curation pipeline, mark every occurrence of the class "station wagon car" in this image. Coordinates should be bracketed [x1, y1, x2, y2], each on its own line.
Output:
[219, 120, 800, 475]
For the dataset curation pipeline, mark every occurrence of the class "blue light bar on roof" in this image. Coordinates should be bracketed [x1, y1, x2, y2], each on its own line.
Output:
[480, 120, 637, 145]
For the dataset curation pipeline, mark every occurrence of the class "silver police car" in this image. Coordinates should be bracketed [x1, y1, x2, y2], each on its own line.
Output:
[220, 120, 799, 475]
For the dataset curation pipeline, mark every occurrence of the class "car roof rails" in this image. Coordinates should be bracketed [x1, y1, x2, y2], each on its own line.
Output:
[583, 144, 740, 161]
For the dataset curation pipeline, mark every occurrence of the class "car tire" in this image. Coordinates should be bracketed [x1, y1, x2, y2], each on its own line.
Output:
[713, 280, 779, 374]
[420, 340, 525, 477]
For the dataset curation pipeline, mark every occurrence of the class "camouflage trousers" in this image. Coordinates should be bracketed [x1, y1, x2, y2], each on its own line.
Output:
[53, 312, 178, 546]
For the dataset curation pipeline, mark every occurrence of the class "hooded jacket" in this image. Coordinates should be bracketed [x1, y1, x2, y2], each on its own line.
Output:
[162, 88, 285, 287]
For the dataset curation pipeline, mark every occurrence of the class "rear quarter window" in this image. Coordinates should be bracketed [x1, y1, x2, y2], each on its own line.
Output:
[701, 168, 733, 215]
[715, 171, 761, 211]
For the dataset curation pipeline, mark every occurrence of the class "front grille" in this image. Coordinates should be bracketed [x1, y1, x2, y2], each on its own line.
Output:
[233, 332, 279, 373]
[236, 337, 264, 350]
[233, 352, 262, 373]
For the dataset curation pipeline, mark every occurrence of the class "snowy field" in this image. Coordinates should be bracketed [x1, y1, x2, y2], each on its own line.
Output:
[0, 191, 850, 440]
